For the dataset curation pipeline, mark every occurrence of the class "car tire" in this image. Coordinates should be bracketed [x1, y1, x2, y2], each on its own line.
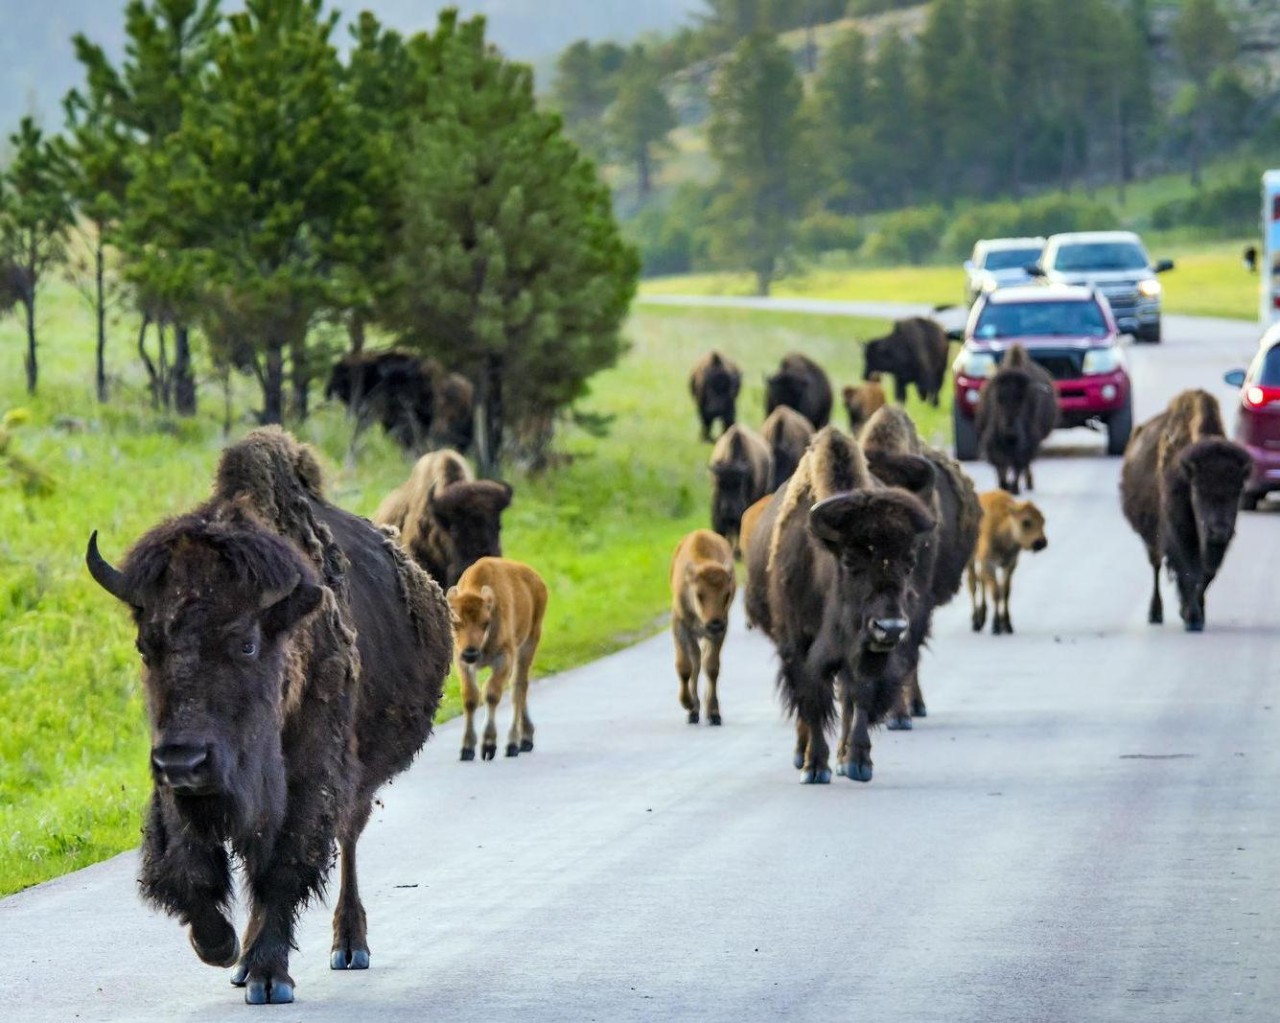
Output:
[1137, 322, 1161, 344]
[954, 404, 979, 461]
[1240, 490, 1261, 512]
[1106, 398, 1133, 456]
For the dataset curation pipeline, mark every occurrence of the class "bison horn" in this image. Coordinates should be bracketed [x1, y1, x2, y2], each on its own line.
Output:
[257, 571, 301, 611]
[85, 530, 134, 605]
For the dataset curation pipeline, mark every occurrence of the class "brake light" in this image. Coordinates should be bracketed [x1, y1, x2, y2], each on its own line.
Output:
[1244, 385, 1280, 409]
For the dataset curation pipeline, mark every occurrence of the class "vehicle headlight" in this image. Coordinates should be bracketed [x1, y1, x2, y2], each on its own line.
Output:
[981, 277, 999, 292]
[1138, 279, 1161, 297]
[955, 350, 997, 378]
[1082, 347, 1124, 375]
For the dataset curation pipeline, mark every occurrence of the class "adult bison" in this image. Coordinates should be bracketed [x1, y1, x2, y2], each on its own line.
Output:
[862, 317, 950, 406]
[1120, 389, 1250, 632]
[375, 449, 513, 587]
[761, 404, 815, 492]
[765, 353, 832, 429]
[976, 344, 1057, 494]
[709, 423, 771, 554]
[689, 350, 742, 442]
[758, 426, 935, 783]
[860, 406, 980, 729]
[85, 427, 451, 1005]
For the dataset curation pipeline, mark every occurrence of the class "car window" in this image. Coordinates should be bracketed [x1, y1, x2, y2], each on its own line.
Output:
[974, 300, 1109, 339]
[983, 248, 1040, 272]
[1050, 241, 1149, 273]
[1255, 344, 1280, 386]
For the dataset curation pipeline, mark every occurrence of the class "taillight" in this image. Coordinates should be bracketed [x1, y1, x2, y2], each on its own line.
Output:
[1243, 385, 1280, 409]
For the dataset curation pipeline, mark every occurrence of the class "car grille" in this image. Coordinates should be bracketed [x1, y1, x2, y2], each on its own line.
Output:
[994, 347, 1083, 380]
[1100, 285, 1139, 312]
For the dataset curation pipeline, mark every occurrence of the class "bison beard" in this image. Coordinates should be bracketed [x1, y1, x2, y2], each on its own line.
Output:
[86, 427, 451, 1006]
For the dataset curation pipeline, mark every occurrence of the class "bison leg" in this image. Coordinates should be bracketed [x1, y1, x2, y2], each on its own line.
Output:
[508, 635, 539, 756]
[330, 799, 373, 971]
[838, 677, 874, 783]
[1174, 567, 1205, 632]
[893, 377, 908, 404]
[792, 660, 833, 784]
[139, 794, 238, 970]
[834, 680, 853, 772]
[675, 621, 701, 724]
[1022, 463, 1035, 493]
[885, 669, 916, 730]
[459, 662, 480, 761]
[703, 634, 724, 726]
[793, 720, 809, 770]
[968, 560, 987, 632]
[699, 413, 714, 443]
[481, 659, 512, 760]
[1147, 556, 1163, 625]
[980, 565, 1001, 634]
[996, 561, 1017, 634]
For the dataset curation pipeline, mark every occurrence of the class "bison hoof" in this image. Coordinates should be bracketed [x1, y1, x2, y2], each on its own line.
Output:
[687, 711, 699, 725]
[971, 612, 985, 632]
[800, 767, 832, 785]
[330, 947, 370, 970]
[459, 748, 476, 762]
[481, 743, 497, 761]
[244, 968, 296, 1005]
[844, 762, 873, 783]
[709, 713, 722, 726]
[1149, 612, 1163, 625]
[190, 917, 239, 968]
[912, 700, 928, 718]
[886, 714, 913, 731]
[519, 738, 534, 752]
[1185, 619, 1204, 633]
[793, 752, 805, 770]
[230, 962, 248, 987]
[505, 743, 520, 758]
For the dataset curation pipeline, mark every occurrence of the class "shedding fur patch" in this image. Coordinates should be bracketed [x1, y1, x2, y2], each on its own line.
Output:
[861, 406, 922, 456]
[1158, 389, 1226, 475]
[769, 427, 871, 575]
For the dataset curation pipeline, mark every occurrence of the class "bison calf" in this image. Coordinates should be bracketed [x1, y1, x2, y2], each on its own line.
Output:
[670, 529, 737, 725]
[842, 377, 887, 436]
[447, 557, 548, 760]
[968, 489, 1048, 635]
[1120, 389, 1250, 631]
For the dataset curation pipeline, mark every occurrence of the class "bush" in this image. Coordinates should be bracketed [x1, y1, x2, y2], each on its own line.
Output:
[1150, 165, 1261, 236]
[624, 182, 717, 277]
[862, 205, 946, 265]
[795, 210, 863, 256]
[939, 194, 1120, 259]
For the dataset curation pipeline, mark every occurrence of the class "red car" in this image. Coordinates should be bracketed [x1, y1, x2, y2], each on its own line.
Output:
[1224, 324, 1280, 510]
[952, 284, 1134, 460]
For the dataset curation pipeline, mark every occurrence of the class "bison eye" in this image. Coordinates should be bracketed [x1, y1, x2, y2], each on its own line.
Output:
[241, 640, 258, 658]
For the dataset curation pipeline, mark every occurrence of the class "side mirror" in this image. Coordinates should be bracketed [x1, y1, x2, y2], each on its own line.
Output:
[946, 327, 966, 342]
[1154, 259, 1175, 274]
[1025, 263, 1046, 278]
[1224, 368, 1247, 388]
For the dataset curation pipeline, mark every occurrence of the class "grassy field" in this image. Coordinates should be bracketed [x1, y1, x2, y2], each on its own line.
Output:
[641, 237, 1262, 322]
[0, 285, 952, 896]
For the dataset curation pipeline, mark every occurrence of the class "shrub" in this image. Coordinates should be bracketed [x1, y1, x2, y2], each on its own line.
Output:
[1150, 165, 1261, 235]
[795, 210, 864, 256]
[862, 205, 946, 265]
[939, 194, 1120, 259]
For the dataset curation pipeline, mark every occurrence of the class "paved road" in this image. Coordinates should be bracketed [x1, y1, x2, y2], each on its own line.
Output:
[5, 303, 1279, 1022]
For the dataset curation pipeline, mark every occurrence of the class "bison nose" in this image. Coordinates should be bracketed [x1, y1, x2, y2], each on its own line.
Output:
[868, 618, 908, 651]
[460, 647, 481, 665]
[705, 619, 727, 637]
[1032, 538, 1048, 552]
[151, 744, 212, 791]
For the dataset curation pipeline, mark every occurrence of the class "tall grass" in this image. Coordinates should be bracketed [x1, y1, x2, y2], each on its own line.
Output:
[0, 285, 936, 895]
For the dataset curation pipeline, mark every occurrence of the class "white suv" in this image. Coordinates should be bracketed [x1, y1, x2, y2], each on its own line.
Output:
[963, 237, 1045, 306]
[1032, 231, 1174, 344]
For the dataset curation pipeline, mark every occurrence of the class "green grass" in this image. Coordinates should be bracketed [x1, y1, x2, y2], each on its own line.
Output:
[0, 283, 939, 896]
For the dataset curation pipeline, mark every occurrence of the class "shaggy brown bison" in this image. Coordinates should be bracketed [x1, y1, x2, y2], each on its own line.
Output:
[861, 406, 981, 728]
[85, 428, 451, 1005]
[862, 317, 950, 406]
[757, 426, 935, 783]
[689, 350, 742, 442]
[670, 529, 737, 725]
[709, 423, 771, 553]
[842, 377, 887, 436]
[761, 404, 815, 492]
[968, 490, 1047, 635]
[1120, 389, 1251, 632]
[446, 557, 548, 760]
[976, 344, 1058, 494]
[765, 353, 833, 429]
[326, 350, 474, 453]
[375, 449, 513, 587]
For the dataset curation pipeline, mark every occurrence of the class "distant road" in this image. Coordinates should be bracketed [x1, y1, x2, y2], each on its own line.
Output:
[4, 301, 1278, 1022]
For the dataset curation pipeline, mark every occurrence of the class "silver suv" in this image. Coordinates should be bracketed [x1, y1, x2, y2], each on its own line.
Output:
[1032, 231, 1174, 344]
[963, 236, 1045, 306]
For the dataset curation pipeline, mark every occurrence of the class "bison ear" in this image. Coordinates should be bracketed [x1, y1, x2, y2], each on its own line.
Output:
[445, 585, 459, 601]
[866, 452, 936, 504]
[479, 584, 495, 610]
[260, 576, 324, 637]
[495, 481, 514, 509]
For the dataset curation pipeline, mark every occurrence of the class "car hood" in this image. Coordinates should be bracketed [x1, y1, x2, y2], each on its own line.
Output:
[966, 334, 1115, 351]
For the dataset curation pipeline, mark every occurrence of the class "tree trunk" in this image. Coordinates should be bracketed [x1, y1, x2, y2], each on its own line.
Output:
[476, 353, 504, 475]
[23, 291, 37, 395]
[173, 324, 197, 416]
[262, 340, 285, 425]
[289, 331, 309, 421]
[137, 315, 160, 409]
[347, 312, 366, 355]
[1189, 93, 1206, 187]
[637, 148, 652, 197]
[95, 239, 107, 403]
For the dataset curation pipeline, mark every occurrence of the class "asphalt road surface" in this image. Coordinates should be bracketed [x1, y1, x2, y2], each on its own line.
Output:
[4, 303, 1278, 1022]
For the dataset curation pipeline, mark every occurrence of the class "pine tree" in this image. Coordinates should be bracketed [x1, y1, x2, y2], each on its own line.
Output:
[809, 26, 871, 212]
[390, 11, 638, 473]
[706, 33, 805, 295]
[0, 118, 74, 396]
[552, 39, 627, 158]
[606, 48, 677, 199]
[1172, 0, 1237, 185]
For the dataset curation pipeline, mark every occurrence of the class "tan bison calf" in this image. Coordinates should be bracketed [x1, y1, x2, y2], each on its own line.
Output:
[968, 490, 1048, 635]
[446, 557, 548, 761]
[842, 378, 887, 437]
[670, 529, 737, 725]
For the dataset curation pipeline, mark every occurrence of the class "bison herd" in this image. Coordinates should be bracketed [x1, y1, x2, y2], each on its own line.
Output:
[78, 313, 1255, 1007]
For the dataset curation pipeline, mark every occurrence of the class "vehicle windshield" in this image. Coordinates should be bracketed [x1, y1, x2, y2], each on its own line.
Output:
[1051, 241, 1149, 273]
[1256, 344, 1280, 386]
[974, 300, 1109, 339]
[983, 247, 1041, 272]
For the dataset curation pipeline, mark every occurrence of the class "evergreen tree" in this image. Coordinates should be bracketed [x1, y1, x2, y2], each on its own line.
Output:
[706, 33, 805, 295]
[606, 47, 677, 199]
[809, 26, 871, 212]
[1172, 0, 1237, 185]
[552, 39, 627, 158]
[862, 32, 918, 209]
[390, 12, 638, 473]
[0, 118, 74, 396]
